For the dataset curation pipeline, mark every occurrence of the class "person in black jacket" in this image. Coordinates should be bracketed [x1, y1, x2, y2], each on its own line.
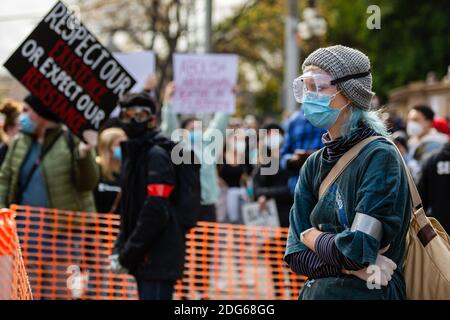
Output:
[418, 141, 450, 233]
[109, 91, 185, 300]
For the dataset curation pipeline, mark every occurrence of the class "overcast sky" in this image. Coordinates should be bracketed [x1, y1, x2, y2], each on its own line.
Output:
[0, 0, 244, 74]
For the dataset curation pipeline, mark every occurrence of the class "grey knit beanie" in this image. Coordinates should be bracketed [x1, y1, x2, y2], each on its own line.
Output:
[302, 45, 375, 110]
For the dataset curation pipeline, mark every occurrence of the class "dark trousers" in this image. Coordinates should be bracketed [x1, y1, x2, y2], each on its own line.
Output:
[136, 280, 175, 300]
[199, 204, 216, 222]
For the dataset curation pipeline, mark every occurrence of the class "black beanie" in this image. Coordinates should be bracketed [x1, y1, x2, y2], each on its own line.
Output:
[119, 91, 157, 115]
[24, 94, 60, 123]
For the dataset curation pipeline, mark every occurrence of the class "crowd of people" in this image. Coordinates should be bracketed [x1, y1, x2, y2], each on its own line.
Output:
[0, 44, 449, 300]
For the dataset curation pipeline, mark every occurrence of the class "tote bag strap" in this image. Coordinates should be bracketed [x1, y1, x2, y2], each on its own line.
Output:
[318, 135, 425, 226]
[318, 136, 380, 199]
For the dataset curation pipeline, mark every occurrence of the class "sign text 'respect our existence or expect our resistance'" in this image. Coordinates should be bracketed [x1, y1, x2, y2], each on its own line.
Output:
[4, 1, 136, 138]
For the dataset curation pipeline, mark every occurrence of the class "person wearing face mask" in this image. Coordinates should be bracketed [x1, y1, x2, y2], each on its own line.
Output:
[160, 81, 230, 223]
[284, 45, 411, 300]
[406, 105, 448, 182]
[0, 98, 22, 166]
[0, 94, 99, 212]
[0, 94, 99, 300]
[110, 91, 190, 300]
[218, 130, 253, 224]
[94, 127, 127, 214]
[252, 123, 292, 228]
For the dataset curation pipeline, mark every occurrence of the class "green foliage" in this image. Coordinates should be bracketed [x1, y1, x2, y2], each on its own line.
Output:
[217, 0, 450, 113]
[213, 0, 284, 116]
[315, 0, 450, 101]
[368, 0, 450, 100]
[254, 78, 281, 116]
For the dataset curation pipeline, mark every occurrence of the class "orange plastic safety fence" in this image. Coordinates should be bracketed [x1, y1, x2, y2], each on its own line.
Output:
[0, 209, 33, 300]
[174, 221, 306, 300]
[12, 205, 305, 300]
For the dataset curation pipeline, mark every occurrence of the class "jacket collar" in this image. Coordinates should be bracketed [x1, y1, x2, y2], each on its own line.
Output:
[21, 124, 64, 149]
[121, 128, 161, 159]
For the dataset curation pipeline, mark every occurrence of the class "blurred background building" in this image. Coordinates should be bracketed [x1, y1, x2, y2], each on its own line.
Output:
[389, 67, 450, 119]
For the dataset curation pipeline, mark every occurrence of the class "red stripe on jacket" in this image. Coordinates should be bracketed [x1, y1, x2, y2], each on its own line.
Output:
[147, 184, 174, 198]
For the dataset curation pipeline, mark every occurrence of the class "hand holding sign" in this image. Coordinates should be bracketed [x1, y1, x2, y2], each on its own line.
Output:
[82, 129, 99, 147]
[78, 130, 98, 158]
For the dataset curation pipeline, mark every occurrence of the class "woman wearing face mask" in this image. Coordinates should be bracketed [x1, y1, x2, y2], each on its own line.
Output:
[284, 45, 411, 300]
[0, 99, 22, 166]
[405, 105, 448, 182]
[252, 123, 292, 228]
[218, 131, 253, 224]
[94, 127, 127, 213]
[0, 94, 99, 212]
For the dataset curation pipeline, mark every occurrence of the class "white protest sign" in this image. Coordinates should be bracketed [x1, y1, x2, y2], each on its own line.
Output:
[113, 51, 156, 92]
[109, 51, 156, 118]
[242, 199, 280, 228]
[172, 53, 238, 114]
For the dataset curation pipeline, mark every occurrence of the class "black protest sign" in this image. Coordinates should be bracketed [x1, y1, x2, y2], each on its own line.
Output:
[3, 1, 136, 140]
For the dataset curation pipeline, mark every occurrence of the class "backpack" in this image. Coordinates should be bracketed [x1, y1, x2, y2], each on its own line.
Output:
[157, 142, 202, 230]
[319, 136, 450, 300]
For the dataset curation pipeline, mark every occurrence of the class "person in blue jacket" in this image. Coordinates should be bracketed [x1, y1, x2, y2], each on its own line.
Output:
[284, 45, 411, 300]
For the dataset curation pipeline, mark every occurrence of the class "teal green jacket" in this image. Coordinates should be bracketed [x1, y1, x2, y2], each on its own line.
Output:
[285, 138, 411, 299]
[0, 126, 99, 212]
[160, 103, 229, 205]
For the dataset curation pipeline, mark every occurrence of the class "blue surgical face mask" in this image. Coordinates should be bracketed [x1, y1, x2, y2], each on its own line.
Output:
[113, 146, 122, 161]
[19, 113, 37, 134]
[302, 91, 348, 129]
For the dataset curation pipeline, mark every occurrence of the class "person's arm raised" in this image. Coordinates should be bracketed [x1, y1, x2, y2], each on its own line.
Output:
[160, 81, 181, 136]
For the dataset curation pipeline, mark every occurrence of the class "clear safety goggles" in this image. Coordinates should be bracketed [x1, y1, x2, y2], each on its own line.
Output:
[292, 69, 371, 103]
[292, 71, 336, 103]
[119, 106, 153, 123]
